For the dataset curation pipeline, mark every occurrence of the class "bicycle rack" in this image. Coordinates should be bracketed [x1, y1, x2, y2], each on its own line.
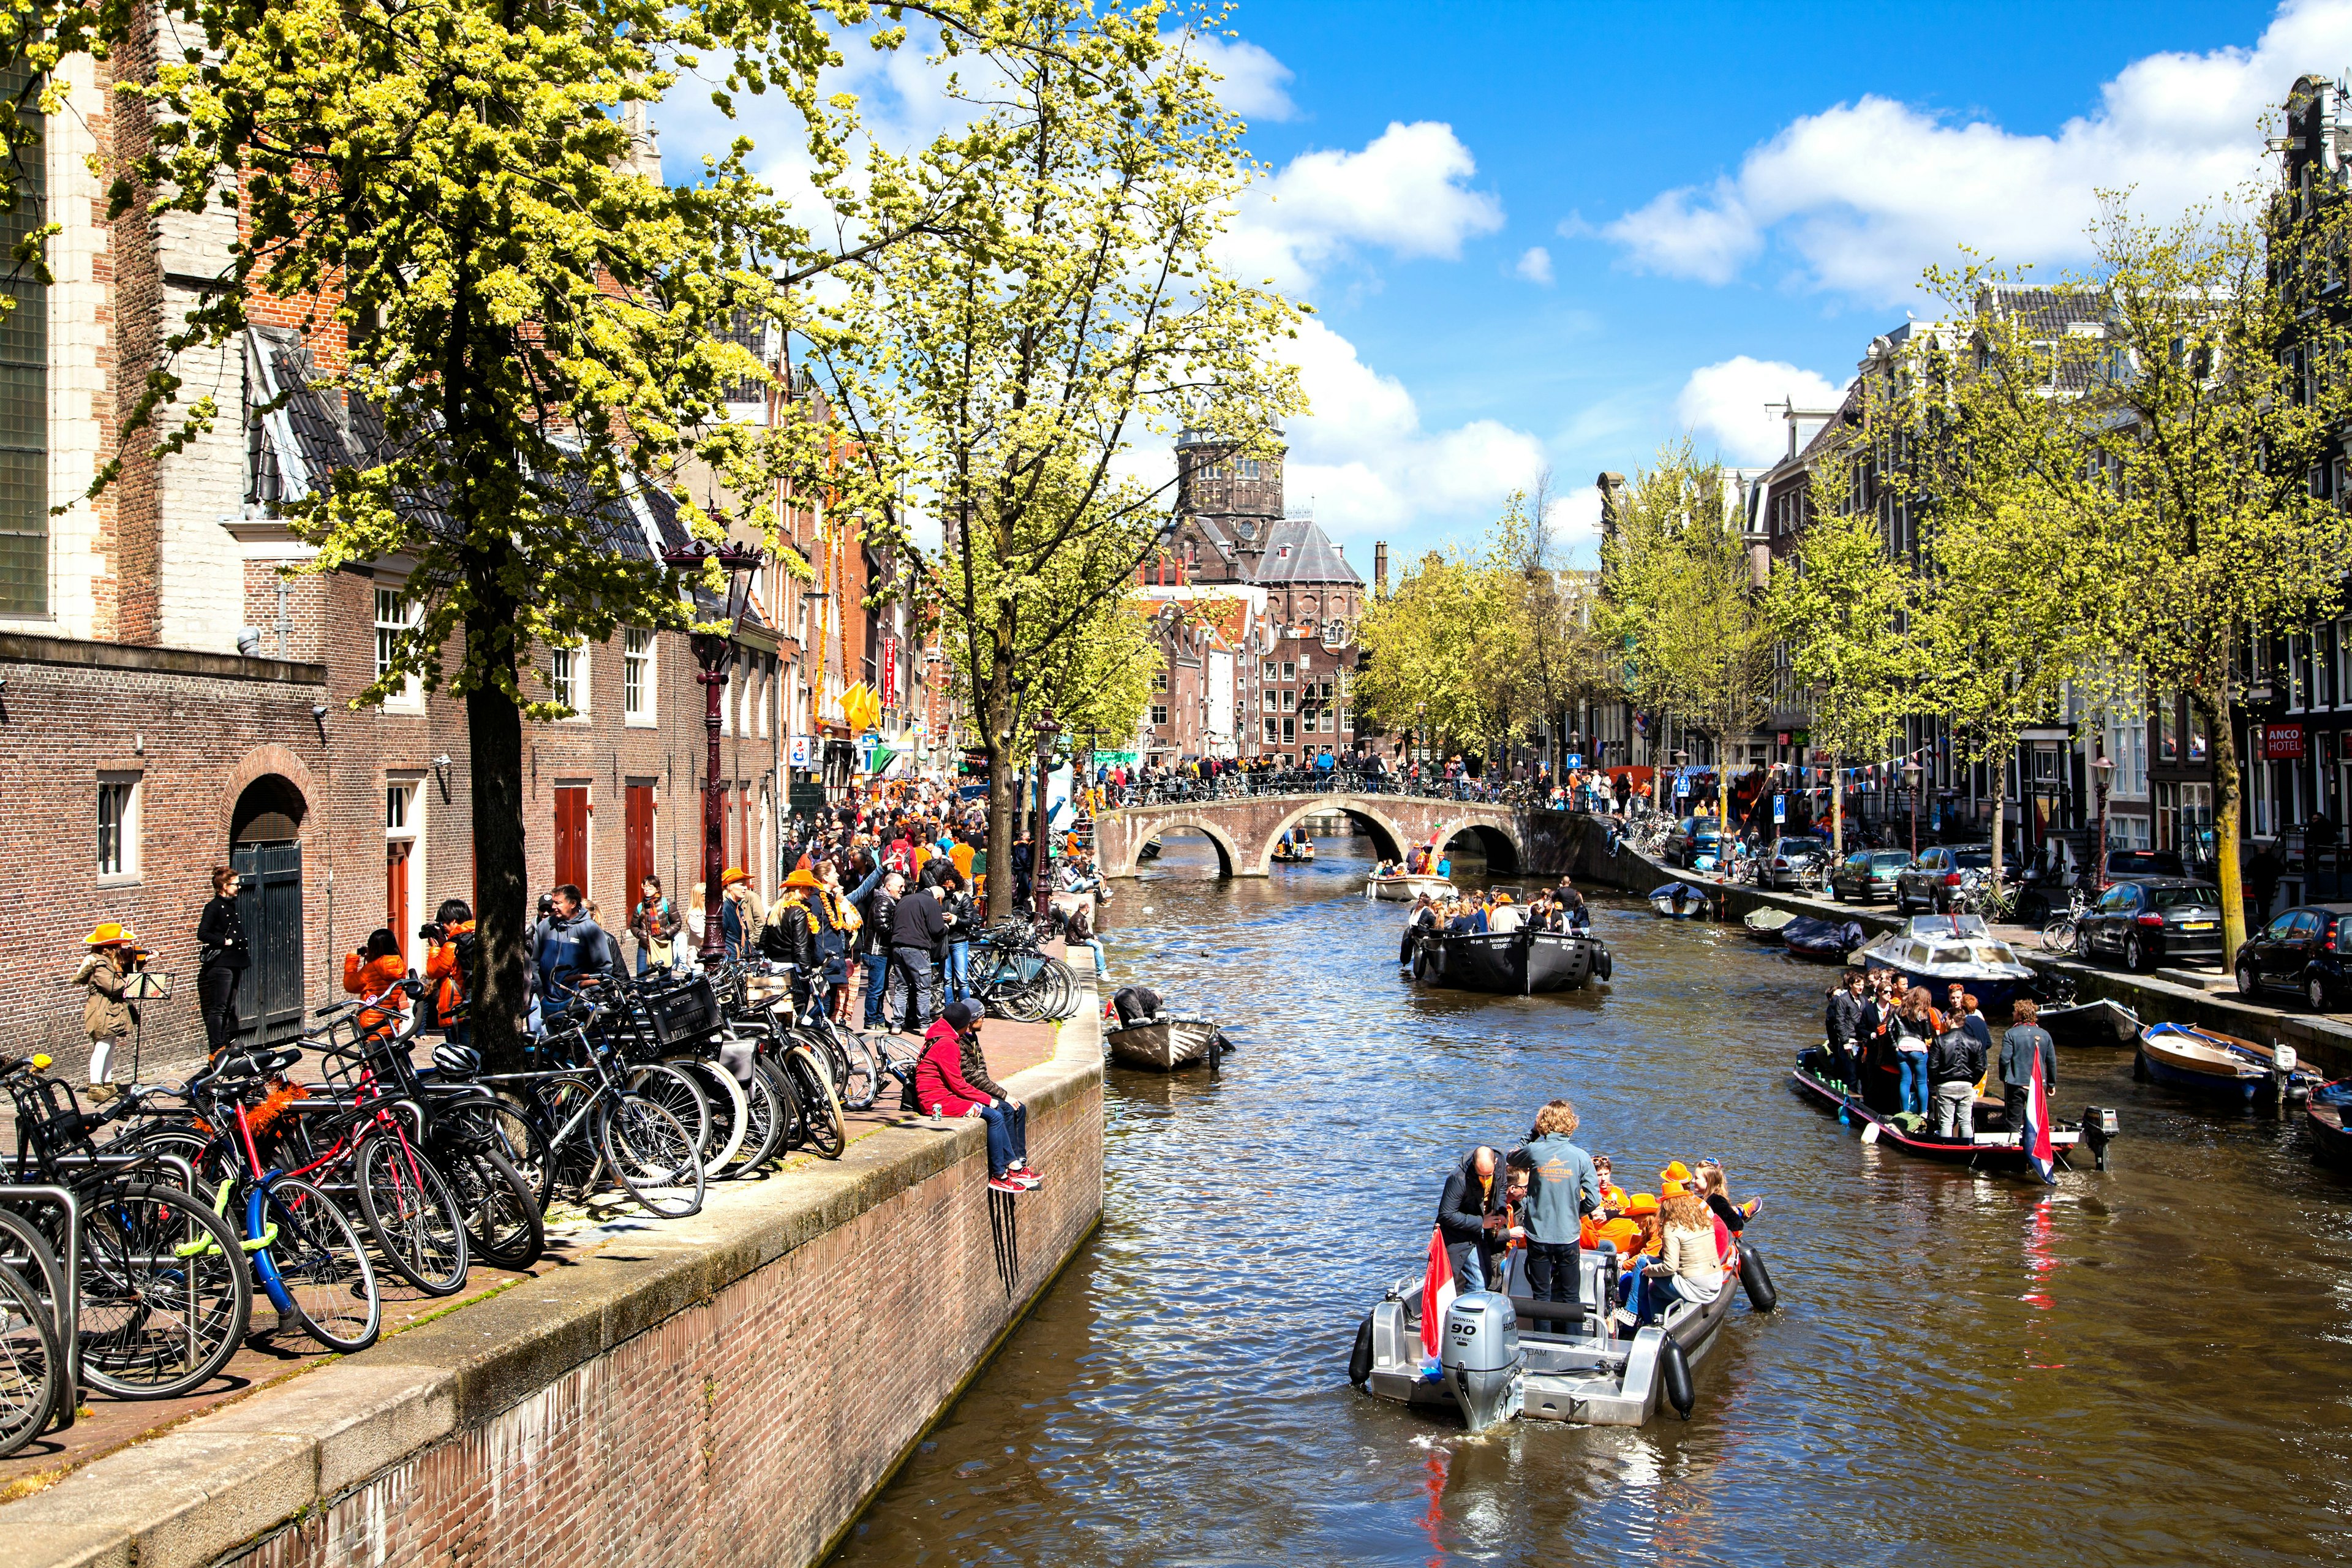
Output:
[0, 1185, 80, 1400]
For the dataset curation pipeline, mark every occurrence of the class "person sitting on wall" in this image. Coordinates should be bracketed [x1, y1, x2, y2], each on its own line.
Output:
[913, 1001, 1038, 1196]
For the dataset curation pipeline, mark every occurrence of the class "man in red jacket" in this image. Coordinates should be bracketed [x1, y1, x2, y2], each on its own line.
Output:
[914, 1001, 1039, 1194]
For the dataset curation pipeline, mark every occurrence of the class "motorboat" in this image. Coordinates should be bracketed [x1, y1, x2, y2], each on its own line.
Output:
[1136, 837, 1163, 862]
[1272, 839, 1317, 863]
[1649, 883, 1712, 919]
[1790, 1046, 2094, 1170]
[1366, 873, 1455, 902]
[1349, 1237, 1775, 1430]
[2307, 1087, 2352, 1164]
[1411, 927, 1613, 995]
[2037, 996, 2141, 1048]
[1104, 1012, 1228, 1071]
[1744, 908, 1796, 943]
[2135, 1022, 2316, 1101]
[1781, 916, 1863, 962]
[1856, 914, 2035, 1016]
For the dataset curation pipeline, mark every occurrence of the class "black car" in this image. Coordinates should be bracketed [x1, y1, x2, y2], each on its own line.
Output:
[1830, 848, 1913, 903]
[2234, 903, 2352, 1009]
[1893, 845, 1994, 914]
[2074, 878, 2225, 971]
[1756, 834, 1833, 891]
[2104, 848, 2186, 880]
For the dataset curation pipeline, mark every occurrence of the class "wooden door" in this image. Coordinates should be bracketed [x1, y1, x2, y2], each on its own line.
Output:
[231, 841, 304, 1046]
[386, 840, 411, 959]
[554, 786, 589, 892]
[625, 785, 655, 903]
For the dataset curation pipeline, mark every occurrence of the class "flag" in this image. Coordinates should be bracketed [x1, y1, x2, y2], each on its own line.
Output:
[2022, 1058, 2057, 1185]
[1419, 1225, 1456, 1361]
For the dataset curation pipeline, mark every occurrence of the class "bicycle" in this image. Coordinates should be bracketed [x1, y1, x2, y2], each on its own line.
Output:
[2041, 886, 2094, 953]
[481, 1003, 708, 1218]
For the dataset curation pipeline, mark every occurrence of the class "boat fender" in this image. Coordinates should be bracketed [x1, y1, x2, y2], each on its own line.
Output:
[1738, 1245, 1777, 1313]
[1349, 1313, 1375, 1386]
[1596, 948, 1613, 982]
[1657, 1335, 1696, 1419]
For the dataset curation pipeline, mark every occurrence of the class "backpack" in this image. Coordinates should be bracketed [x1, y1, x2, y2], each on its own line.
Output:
[451, 929, 478, 991]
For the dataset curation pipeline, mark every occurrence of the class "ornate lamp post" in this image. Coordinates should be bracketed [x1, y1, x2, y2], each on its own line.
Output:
[2092, 753, 2116, 893]
[1902, 759, 1924, 859]
[663, 540, 766, 966]
[1033, 710, 1062, 919]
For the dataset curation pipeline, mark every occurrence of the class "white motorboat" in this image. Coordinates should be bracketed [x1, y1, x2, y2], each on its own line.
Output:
[1365, 873, 1455, 902]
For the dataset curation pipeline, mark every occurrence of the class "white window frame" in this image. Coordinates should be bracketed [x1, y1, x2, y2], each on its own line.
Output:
[624, 629, 655, 726]
[374, 586, 424, 710]
[97, 772, 140, 884]
[550, 645, 587, 719]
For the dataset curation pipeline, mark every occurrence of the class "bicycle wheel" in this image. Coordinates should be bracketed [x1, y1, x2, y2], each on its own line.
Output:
[998, 980, 1049, 1023]
[821, 1027, 878, 1112]
[77, 1183, 251, 1400]
[627, 1063, 714, 1166]
[0, 1206, 72, 1434]
[725, 1058, 788, 1175]
[597, 1095, 706, 1219]
[786, 1047, 846, 1161]
[666, 1058, 746, 1177]
[440, 1148, 545, 1272]
[0, 1257, 58, 1458]
[2041, 917, 2075, 953]
[353, 1135, 470, 1297]
[260, 1176, 381, 1354]
[761, 1056, 807, 1153]
[445, 1098, 552, 1214]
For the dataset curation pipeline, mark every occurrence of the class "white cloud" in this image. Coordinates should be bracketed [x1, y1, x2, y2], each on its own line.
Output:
[1278, 319, 1547, 543]
[1223, 122, 1506, 290]
[1183, 31, 1296, 123]
[1675, 356, 1849, 467]
[1542, 484, 1604, 566]
[1515, 246, 1555, 285]
[1604, 0, 2352, 300]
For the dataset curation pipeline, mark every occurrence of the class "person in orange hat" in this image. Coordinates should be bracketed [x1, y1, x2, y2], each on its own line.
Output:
[759, 865, 825, 973]
[720, 867, 762, 963]
[74, 923, 141, 1099]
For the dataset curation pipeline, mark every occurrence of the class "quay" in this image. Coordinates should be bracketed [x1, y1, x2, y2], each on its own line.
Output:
[0, 1006, 1102, 1568]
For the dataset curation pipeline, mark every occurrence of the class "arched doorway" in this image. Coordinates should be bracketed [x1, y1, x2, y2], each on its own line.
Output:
[230, 775, 307, 1046]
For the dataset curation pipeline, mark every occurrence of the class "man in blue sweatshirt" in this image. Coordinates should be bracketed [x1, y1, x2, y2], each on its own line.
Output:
[1514, 1098, 1602, 1331]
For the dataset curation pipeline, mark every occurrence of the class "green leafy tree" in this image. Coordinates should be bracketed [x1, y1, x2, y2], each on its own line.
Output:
[809, 3, 1305, 915]
[1354, 548, 1494, 760]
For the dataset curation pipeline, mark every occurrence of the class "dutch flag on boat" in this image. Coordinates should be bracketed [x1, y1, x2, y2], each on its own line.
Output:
[2022, 1061, 2057, 1186]
[1420, 1226, 1456, 1361]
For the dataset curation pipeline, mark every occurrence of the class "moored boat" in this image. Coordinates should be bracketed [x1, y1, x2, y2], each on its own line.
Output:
[1649, 883, 1711, 919]
[1104, 1014, 1227, 1071]
[2308, 1090, 2352, 1164]
[1744, 908, 1796, 943]
[1856, 914, 2035, 1016]
[1790, 1046, 2087, 1169]
[2038, 996, 2141, 1048]
[1365, 873, 1455, 902]
[2136, 1022, 2318, 1100]
[1412, 929, 1613, 995]
[1780, 916, 1863, 962]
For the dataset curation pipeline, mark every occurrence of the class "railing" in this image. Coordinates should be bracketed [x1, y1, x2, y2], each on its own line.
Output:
[1095, 769, 1611, 812]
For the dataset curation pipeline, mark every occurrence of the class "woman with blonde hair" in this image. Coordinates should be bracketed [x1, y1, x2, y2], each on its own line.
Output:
[1618, 1190, 1725, 1329]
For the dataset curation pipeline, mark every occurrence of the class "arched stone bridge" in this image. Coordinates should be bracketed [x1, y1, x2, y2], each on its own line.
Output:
[1091, 792, 1528, 879]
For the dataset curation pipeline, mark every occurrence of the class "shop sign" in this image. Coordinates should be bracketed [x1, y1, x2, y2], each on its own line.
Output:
[2264, 723, 2307, 760]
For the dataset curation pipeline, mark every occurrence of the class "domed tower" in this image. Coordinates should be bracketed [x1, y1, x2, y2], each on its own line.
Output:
[1174, 425, 1285, 582]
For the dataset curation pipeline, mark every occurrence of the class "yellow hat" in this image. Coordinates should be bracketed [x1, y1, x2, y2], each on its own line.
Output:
[1496, 893, 1513, 904]
[783, 867, 823, 890]
[722, 867, 753, 887]
[1659, 1160, 1692, 1183]
[1624, 1193, 1660, 1217]
[83, 922, 135, 948]
[1660, 1178, 1690, 1198]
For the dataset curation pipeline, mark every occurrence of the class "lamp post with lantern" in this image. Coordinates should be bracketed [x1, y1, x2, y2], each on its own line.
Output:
[2092, 752, 2116, 894]
[663, 540, 766, 966]
[1032, 710, 1062, 919]
[1903, 759, 1924, 859]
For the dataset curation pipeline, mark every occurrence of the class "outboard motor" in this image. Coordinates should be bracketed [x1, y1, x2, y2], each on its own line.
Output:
[1439, 1292, 1523, 1433]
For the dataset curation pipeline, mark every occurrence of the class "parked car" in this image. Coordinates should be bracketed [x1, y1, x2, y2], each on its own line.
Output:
[1757, 834, 1833, 891]
[1893, 845, 1996, 914]
[1830, 848, 1914, 903]
[1668, 818, 1726, 870]
[2104, 848, 2186, 880]
[2233, 903, 2352, 1009]
[2075, 878, 2225, 971]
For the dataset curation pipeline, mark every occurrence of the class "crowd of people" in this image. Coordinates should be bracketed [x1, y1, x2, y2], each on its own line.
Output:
[1821, 968, 2056, 1139]
[1434, 1099, 1761, 1335]
[1394, 876, 1591, 963]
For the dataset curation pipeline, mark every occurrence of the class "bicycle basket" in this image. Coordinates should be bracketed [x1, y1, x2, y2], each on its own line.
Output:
[642, 974, 724, 1051]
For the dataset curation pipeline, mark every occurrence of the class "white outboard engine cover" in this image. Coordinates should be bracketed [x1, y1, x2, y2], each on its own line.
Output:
[1439, 1292, 1523, 1432]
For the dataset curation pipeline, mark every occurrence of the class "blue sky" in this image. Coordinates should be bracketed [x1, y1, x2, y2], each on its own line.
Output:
[665, 0, 2343, 564]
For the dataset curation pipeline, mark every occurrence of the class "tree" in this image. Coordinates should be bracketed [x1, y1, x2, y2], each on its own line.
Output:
[810, 3, 1304, 916]
[1601, 443, 1774, 837]
[1766, 454, 1924, 857]
[1353, 548, 1494, 760]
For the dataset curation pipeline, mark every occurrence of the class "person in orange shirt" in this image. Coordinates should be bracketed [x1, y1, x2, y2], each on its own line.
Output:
[1590, 1196, 1647, 1259]
[421, 900, 475, 1046]
[342, 928, 408, 1039]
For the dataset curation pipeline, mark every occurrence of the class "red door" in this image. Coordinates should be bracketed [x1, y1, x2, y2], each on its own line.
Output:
[554, 786, 589, 893]
[625, 785, 655, 902]
[386, 841, 410, 959]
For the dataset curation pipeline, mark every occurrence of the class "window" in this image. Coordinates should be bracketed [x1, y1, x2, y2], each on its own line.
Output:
[2188, 705, 2207, 763]
[0, 81, 43, 617]
[385, 783, 409, 832]
[1283, 717, 1295, 743]
[624, 630, 652, 722]
[374, 588, 423, 707]
[1150, 703, 1169, 728]
[1153, 666, 1169, 692]
[1281, 689, 1294, 712]
[1262, 661, 1277, 680]
[2158, 693, 2179, 761]
[1281, 662, 1295, 681]
[550, 647, 581, 714]
[756, 658, 771, 737]
[1319, 713, 1333, 733]
[1264, 716, 1279, 742]
[97, 774, 138, 880]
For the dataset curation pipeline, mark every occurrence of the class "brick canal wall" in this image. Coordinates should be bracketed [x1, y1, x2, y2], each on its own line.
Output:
[1, 1011, 1105, 1568]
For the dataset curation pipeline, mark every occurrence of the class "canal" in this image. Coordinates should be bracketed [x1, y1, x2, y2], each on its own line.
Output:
[833, 833, 2352, 1567]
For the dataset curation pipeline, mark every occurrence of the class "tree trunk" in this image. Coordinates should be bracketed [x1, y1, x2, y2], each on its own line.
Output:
[464, 608, 529, 1071]
[2199, 685, 2248, 956]
[1985, 748, 2007, 912]
[984, 646, 1016, 922]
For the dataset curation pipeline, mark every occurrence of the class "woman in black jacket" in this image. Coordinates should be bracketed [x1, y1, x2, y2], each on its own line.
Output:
[195, 866, 248, 1058]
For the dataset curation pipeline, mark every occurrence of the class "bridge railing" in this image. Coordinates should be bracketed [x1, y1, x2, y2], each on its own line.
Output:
[1096, 769, 1578, 812]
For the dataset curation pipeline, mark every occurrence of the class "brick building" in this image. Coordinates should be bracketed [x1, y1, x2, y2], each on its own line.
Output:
[0, 59, 800, 1070]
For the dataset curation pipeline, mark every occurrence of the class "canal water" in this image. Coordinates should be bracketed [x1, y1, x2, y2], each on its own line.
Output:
[833, 834, 2352, 1567]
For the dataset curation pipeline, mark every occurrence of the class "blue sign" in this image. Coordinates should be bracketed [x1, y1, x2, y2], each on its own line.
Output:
[1564, 753, 1583, 769]
[1773, 793, 1787, 824]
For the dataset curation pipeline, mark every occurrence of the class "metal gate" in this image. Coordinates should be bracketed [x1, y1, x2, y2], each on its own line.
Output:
[231, 841, 304, 1045]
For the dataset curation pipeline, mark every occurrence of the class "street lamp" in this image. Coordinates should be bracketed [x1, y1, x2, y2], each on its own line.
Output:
[1033, 710, 1062, 919]
[664, 538, 766, 965]
[2092, 753, 2116, 892]
[1902, 760, 1924, 859]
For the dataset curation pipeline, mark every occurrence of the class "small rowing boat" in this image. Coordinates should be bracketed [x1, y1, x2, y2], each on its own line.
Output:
[1365, 873, 1455, 902]
[1744, 908, 1796, 943]
[1649, 883, 1711, 919]
[1272, 840, 1317, 863]
[1104, 1014, 1227, 1071]
[2038, 997, 2141, 1048]
[1790, 1046, 2085, 1169]
[1136, 837, 1163, 862]
[2136, 1022, 2318, 1099]
[2308, 1089, 2352, 1164]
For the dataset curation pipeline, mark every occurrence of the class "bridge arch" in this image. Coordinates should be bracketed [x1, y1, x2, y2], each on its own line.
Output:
[1430, 816, 1523, 876]
[1254, 797, 1406, 875]
[1131, 815, 1242, 878]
